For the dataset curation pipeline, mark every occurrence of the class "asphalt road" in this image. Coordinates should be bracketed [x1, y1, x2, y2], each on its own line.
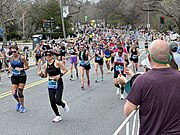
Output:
[0, 38, 147, 135]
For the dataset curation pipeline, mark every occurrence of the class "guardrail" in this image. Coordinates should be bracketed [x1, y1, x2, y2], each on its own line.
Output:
[113, 106, 140, 135]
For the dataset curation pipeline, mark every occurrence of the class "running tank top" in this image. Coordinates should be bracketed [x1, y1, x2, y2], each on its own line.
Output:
[69, 47, 76, 55]
[46, 60, 61, 77]
[114, 52, 125, 65]
[10, 54, 25, 76]
[114, 52, 125, 72]
[10, 55, 24, 69]
[104, 49, 111, 58]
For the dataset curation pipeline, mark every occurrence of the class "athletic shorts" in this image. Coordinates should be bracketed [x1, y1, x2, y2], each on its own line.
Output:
[95, 59, 103, 65]
[105, 57, 111, 61]
[69, 56, 78, 65]
[80, 63, 91, 70]
[36, 56, 42, 60]
[114, 71, 126, 78]
[11, 75, 27, 85]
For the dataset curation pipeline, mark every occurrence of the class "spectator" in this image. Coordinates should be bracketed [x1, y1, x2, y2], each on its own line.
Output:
[169, 41, 180, 69]
[124, 39, 180, 134]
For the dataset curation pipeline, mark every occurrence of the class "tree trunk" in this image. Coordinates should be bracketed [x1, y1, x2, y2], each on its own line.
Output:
[178, 17, 180, 34]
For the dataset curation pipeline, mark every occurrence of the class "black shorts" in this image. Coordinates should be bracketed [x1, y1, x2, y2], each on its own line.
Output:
[114, 71, 126, 78]
[95, 60, 103, 65]
[11, 75, 27, 85]
[80, 63, 91, 70]
[36, 55, 42, 60]
[145, 45, 148, 48]
[0, 61, 2, 70]
[111, 56, 114, 64]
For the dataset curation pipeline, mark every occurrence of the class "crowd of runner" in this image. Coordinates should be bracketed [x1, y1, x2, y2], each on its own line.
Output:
[0, 25, 180, 122]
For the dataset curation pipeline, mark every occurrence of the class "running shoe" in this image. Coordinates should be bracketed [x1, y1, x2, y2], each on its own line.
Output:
[81, 85, 84, 90]
[101, 77, 104, 81]
[76, 73, 79, 79]
[120, 93, 125, 100]
[95, 78, 98, 82]
[110, 67, 114, 71]
[116, 88, 120, 95]
[108, 70, 111, 74]
[70, 75, 73, 81]
[52, 116, 62, 122]
[63, 100, 70, 113]
[19, 106, 26, 113]
[16, 102, 21, 111]
[87, 80, 90, 87]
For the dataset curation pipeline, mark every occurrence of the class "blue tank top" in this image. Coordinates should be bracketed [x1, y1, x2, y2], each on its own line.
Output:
[10, 54, 26, 76]
[10, 55, 24, 69]
[104, 49, 111, 58]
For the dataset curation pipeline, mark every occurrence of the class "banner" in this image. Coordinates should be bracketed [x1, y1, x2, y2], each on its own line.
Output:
[63, 6, 69, 18]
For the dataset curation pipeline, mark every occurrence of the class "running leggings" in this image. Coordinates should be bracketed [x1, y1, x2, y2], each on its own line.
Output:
[48, 80, 65, 116]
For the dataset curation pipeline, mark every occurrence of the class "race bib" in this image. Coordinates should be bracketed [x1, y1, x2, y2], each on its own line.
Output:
[70, 49, 74, 53]
[96, 56, 101, 61]
[115, 65, 124, 72]
[48, 80, 58, 89]
[132, 55, 138, 59]
[12, 69, 20, 76]
[80, 60, 89, 66]
[105, 54, 111, 58]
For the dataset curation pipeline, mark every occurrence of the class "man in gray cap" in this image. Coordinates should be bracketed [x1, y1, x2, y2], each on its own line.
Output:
[169, 41, 180, 69]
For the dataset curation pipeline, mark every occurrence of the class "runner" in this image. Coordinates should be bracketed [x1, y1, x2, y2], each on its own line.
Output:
[94, 44, 104, 82]
[33, 44, 43, 74]
[38, 50, 69, 122]
[59, 43, 67, 66]
[79, 43, 94, 89]
[68, 41, 79, 80]
[104, 45, 113, 73]
[129, 44, 140, 73]
[112, 46, 128, 100]
[9, 45, 29, 113]
[144, 40, 149, 53]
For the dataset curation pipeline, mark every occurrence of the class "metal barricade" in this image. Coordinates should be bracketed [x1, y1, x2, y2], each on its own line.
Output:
[113, 106, 140, 135]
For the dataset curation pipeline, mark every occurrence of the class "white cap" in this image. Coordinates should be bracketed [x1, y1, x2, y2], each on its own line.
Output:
[141, 57, 152, 69]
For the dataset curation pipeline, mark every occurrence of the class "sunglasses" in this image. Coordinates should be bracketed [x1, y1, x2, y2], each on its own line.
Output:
[45, 54, 52, 57]
[12, 51, 17, 53]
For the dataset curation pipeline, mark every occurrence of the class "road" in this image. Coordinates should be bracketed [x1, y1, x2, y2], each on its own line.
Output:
[0, 39, 147, 135]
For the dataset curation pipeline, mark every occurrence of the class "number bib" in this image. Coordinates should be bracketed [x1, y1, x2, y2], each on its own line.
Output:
[48, 80, 58, 89]
[12, 69, 20, 76]
[132, 55, 138, 59]
[115, 65, 124, 72]
[96, 56, 101, 61]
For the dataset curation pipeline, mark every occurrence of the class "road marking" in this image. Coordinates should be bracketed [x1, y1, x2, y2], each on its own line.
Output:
[0, 62, 95, 99]
[0, 79, 47, 99]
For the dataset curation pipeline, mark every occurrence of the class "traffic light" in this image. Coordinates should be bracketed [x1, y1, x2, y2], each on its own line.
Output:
[160, 15, 165, 24]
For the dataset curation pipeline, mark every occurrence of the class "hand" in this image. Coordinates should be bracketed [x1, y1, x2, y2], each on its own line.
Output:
[125, 68, 134, 77]
[15, 67, 23, 71]
[38, 70, 43, 76]
[54, 75, 60, 81]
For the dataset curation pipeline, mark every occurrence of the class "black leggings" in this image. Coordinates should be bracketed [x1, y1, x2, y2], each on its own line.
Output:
[48, 80, 65, 116]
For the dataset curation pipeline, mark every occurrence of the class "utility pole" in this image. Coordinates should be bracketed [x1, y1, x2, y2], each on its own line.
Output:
[22, 13, 26, 40]
[147, 1, 150, 30]
[59, 0, 66, 39]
